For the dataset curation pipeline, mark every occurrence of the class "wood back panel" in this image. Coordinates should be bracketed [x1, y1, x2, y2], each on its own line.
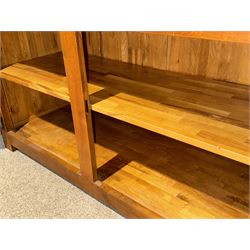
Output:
[1, 32, 61, 68]
[0, 32, 65, 129]
[144, 32, 250, 44]
[86, 32, 250, 85]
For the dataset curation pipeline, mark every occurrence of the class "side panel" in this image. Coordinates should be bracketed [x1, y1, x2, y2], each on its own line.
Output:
[0, 32, 66, 130]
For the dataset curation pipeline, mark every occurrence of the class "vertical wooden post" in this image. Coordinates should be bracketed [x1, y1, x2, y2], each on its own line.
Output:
[59, 32, 97, 181]
[0, 79, 16, 151]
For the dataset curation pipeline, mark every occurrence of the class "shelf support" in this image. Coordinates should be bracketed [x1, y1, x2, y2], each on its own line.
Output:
[0, 79, 16, 151]
[60, 32, 97, 182]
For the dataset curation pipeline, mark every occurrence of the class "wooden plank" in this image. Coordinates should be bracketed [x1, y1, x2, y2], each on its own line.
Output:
[2, 51, 248, 163]
[0, 79, 15, 150]
[60, 32, 97, 181]
[88, 56, 250, 164]
[0, 80, 14, 130]
[94, 113, 249, 218]
[0, 56, 69, 101]
[86, 32, 250, 85]
[144, 31, 250, 44]
[14, 107, 80, 173]
[0, 32, 61, 68]
[7, 127, 161, 219]
[0, 52, 104, 103]
[0, 32, 66, 130]
[6, 107, 249, 218]
[8, 130, 80, 174]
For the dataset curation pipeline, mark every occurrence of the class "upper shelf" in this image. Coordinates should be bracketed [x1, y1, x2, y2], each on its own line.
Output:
[0, 52, 249, 164]
[144, 32, 250, 44]
[0, 53, 102, 102]
[88, 56, 250, 165]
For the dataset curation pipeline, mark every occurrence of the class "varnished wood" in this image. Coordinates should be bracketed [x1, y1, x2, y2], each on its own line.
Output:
[0, 80, 14, 130]
[1, 31, 249, 219]
[6, 107, 249, 218]
[0, 54, 70, 101]
[0, 79, 15, 150]
[60, 32, 97, 181]
[1, 79, 67, 129]
[0, 32, 65, 129]
[144, 32, 250, 44]
[1, 52, 248, 164]
[95, 114, 249, 218]
[6, 124, 161, 219]
[86, 32, 250, 85]
[0, 32, 61, 68]
[0, 53, 102, 102]
[13, 107, 80, 173]
[88, 56, 250, 164]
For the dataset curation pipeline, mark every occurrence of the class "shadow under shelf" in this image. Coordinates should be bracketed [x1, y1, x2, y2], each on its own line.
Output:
[7, 106, 249, 218]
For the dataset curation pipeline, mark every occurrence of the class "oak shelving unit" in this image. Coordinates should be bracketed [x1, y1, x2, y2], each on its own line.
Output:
[0, 32, 249, 218]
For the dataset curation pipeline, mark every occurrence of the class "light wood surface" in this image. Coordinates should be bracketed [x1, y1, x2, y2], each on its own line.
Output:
[1, 52, 249, 164]
[60, 32, 97, 181]
[1, 32, 249, 218]
[0, 53, 102, 102]
[88, 56, 250, 164]
[13, 108, 80, 174]
[0, 81, 15, 150]
[7, 128, 161, 219]
[144, 32, 250, 44]
[0, 32, 61, 68]
[86, 32, 250, 85]
[96, 114, 249, 218]
[0, 32, 65, 129]
[7, 107, 249, 218]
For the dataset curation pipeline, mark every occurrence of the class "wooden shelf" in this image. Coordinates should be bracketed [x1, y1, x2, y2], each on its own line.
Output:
[0, 53, 102, 102]
[9, 107, 249, 218]
[8, 107, 80, 174]
[88, 56, 250, 165]
[3, 32, 248, 219]
[95, 114, 249, 218]
[2, 52, 249, 165]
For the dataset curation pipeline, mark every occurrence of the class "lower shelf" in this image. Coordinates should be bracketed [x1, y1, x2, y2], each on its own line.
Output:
[11, 107, 80, 174]
[8, 107, 249, 218]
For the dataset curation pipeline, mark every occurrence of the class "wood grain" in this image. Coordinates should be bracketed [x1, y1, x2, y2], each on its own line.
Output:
[7, 129, 162, 219]
[0, 79, 15, 150]
[88, 56, 250, 164]
[0, 54, 69, 101]
[13, 108, 80, 174]
[144, 32, 250, 44]
[96, 114, 249, 218]
[8, 107, 249, 218]
[0, 32, 61, 68]
[1, 31, 249, 218]
[1, 51, 248, 163]
[0, 52, 103, 102]
[60, 32, 97, 181]
[86, 32, 250, 85]
[0, 32, 65, 129]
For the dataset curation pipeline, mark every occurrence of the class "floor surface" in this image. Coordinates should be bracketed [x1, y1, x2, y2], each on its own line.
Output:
[0, 136, 122, 219]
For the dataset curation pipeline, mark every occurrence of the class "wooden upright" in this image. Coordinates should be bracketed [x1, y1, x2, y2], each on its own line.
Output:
[60, 32, 96, 181]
